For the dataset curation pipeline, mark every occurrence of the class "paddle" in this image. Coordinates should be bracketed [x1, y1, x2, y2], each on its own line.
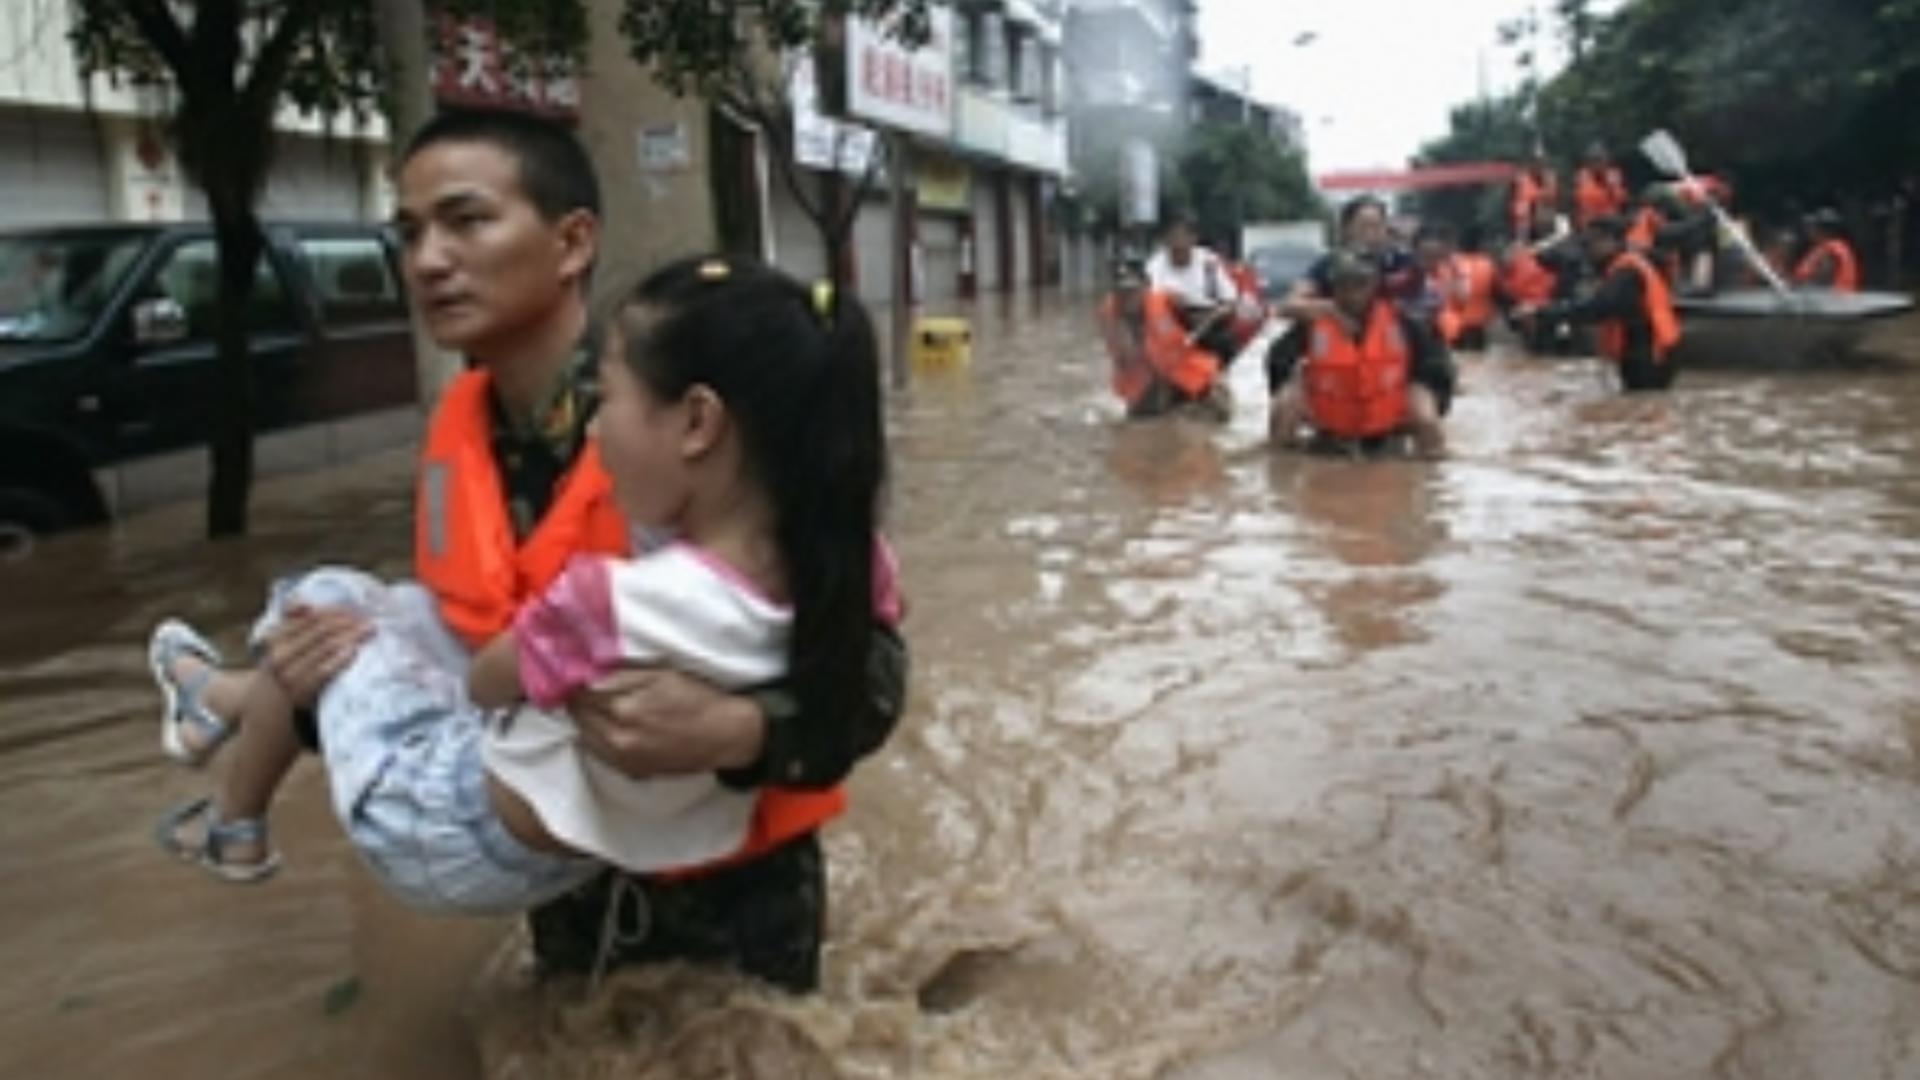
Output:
[1638, 129, 1795, 303]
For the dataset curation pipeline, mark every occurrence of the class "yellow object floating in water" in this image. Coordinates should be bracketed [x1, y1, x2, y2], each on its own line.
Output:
[911, 317, 971, 374]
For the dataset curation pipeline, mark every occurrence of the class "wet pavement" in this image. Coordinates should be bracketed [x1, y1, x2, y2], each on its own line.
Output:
[3, 298, 1919, 1079]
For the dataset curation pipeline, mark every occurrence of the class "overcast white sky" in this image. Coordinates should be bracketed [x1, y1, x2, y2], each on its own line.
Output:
[1194, 0, 1605, 175]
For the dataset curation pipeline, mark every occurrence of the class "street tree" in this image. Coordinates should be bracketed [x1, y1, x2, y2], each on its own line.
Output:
[68, 0, 582, 538]
[619, 0, 930, 288]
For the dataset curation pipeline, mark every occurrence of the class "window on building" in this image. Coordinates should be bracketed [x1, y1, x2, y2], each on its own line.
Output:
[1006, 23, 1032, 101]
[296, 234, 405, 328]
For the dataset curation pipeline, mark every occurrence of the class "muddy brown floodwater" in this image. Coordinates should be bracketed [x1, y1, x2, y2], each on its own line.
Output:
[3, 298, 1919, 1080]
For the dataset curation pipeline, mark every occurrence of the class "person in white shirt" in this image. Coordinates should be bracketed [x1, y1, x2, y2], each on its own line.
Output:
[1144, 215, 1244, 366]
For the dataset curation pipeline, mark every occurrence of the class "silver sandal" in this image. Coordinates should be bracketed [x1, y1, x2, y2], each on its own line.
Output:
[154, 797, 282, 884]
[148, 619, 232, 767]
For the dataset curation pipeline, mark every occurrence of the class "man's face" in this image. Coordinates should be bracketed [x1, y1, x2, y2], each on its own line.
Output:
[1167, 225, 1195, 263]
[1416, 239, 1448, 272]
[1332, 275, 1377, 319]
[392, 139, 597, 356]
[1346, 208, 1387, 254]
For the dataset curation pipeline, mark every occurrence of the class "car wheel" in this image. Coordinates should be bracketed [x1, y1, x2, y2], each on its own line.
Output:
[0, 487, 72, 562]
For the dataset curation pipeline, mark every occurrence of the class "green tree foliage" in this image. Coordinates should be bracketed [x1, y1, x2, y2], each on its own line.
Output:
[70, 0, 389, 537]
[1407, 95, 1536, 239]
[1534, 0, 1920, 211]
[620, 0, 928, 286]
[68, 0, 580, 537]
[1167, 124, 1319, 252]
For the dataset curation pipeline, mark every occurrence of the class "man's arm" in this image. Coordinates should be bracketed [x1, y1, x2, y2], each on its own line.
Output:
[568, 621, 910, 789]
[720, 622, 908, 790]
[1540, 264, 1642, 325]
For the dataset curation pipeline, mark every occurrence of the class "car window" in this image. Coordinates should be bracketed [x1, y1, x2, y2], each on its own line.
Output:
[0, 233, 150, 343]
[144, 239, 295, 340]
[297, 235, 404, 328]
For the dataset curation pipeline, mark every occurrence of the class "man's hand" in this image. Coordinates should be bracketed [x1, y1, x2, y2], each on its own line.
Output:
[567, 667, 766, 780]
[260, 605, 370, 708]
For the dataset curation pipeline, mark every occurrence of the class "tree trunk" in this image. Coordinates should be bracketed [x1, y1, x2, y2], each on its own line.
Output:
[205, 189, 263, 537]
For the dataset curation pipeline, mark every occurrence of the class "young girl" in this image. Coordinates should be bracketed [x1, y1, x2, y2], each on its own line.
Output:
[145, 255, 894, 913]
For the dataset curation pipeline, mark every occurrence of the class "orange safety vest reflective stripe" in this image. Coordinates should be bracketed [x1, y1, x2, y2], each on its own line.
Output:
[1793, 238, 1860, 292]
[1304, 302, 1410, 439]
[415, 370, 846, 871]
[1594, 251, 1682, 364]
[1574, 166, 1627, 227]
[1501, 245, 1558, 307]
[1452, 253, 1498, 330]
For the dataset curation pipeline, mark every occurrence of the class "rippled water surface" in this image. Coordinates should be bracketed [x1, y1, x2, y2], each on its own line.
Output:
[3, 301, 1918, 1079]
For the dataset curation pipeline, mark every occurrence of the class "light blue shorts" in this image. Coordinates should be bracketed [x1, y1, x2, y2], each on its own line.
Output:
[252, 568, 597, 915]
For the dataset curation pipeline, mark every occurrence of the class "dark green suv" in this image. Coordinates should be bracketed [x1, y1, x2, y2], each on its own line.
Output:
[0, 221, 418, 551]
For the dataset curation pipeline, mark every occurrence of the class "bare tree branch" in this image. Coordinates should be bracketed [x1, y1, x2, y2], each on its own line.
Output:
[240, 0, 322, 133]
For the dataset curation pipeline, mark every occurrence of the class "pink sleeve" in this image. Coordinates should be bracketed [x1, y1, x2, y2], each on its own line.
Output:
[872, 535, 905, 626]
[511, 555, 621, 707]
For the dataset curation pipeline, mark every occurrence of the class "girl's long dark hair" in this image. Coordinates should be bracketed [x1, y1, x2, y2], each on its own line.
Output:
[613, 255, 885, 753]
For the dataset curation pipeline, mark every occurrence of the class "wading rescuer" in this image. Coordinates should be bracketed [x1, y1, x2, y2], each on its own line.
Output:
[1573, 143, 1629, 229]
[1268, 251, 1452, 458]
[1099, 259, 1228, 420]
[1146, 215, 1250, 369]
[1450, 227, 1499, 352]
[1268, 196, 1417, 392]
[1522, 214, 1682, 393]
[1509, 152, 1561, 240]
[1793, 209, 1861, 292]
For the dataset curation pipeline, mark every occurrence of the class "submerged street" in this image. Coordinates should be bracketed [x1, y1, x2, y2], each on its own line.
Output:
[3, 301, 1919, 1078]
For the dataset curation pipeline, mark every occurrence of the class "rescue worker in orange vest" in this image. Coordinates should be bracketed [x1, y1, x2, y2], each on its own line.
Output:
[1500, 202, 1579, 354]
[1449, 226, 1500, 352]
[1410, 224, 1465, 347]
[1146, 214, 1249, 369]
[1269, 251, 1453, 457]
[1793, 208, 1862, 291]
[1509, 152, 1561, 240]
[257, 108, 908, 991]
[1523, 214, 1683, 392]
[1573, 143, 1629, 229]
[1099, 258, 1228, 420]
[1268, 196, 1419, 393]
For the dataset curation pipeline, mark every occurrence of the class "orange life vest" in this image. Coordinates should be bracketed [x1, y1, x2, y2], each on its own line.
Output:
[1511, 170, 1559, 232]
[1452, 253, 1498, 331]
[1500, 244, 1558, 307]
[415, 370, 846, 870]
[1594, 251, 1682, 364]
[1793, 238, 1860, 292]
[1574, 166, 1627, 227]
[1097, 289, 1220, 406]
[1304, 302, 1411, 439]
[1425, 263, 1463, 345]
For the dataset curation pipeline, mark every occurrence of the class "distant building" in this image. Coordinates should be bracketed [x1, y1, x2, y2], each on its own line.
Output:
[1064, 0, 1197, 234]
[1190, 74, 1304, 152]
[0, 3, 387, 227]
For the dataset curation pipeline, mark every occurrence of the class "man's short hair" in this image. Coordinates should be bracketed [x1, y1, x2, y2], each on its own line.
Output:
[401, 108, 601, 223]
[1584, 214, 1630, 241]
[1327, 250, 1380, 285]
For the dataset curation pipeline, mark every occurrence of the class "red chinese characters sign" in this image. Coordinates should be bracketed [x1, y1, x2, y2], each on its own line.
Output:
[845, 8, 953, 138]
[431, 16, 580, 120]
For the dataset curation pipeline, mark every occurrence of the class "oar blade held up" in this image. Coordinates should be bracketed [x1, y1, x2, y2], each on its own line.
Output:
[1640, 129, 1688, 178]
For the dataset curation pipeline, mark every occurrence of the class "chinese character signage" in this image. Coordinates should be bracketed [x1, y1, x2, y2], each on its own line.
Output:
[791, 55, 879, 175]
[432, 15, 580, 120]
[845, 8, 953, 139]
